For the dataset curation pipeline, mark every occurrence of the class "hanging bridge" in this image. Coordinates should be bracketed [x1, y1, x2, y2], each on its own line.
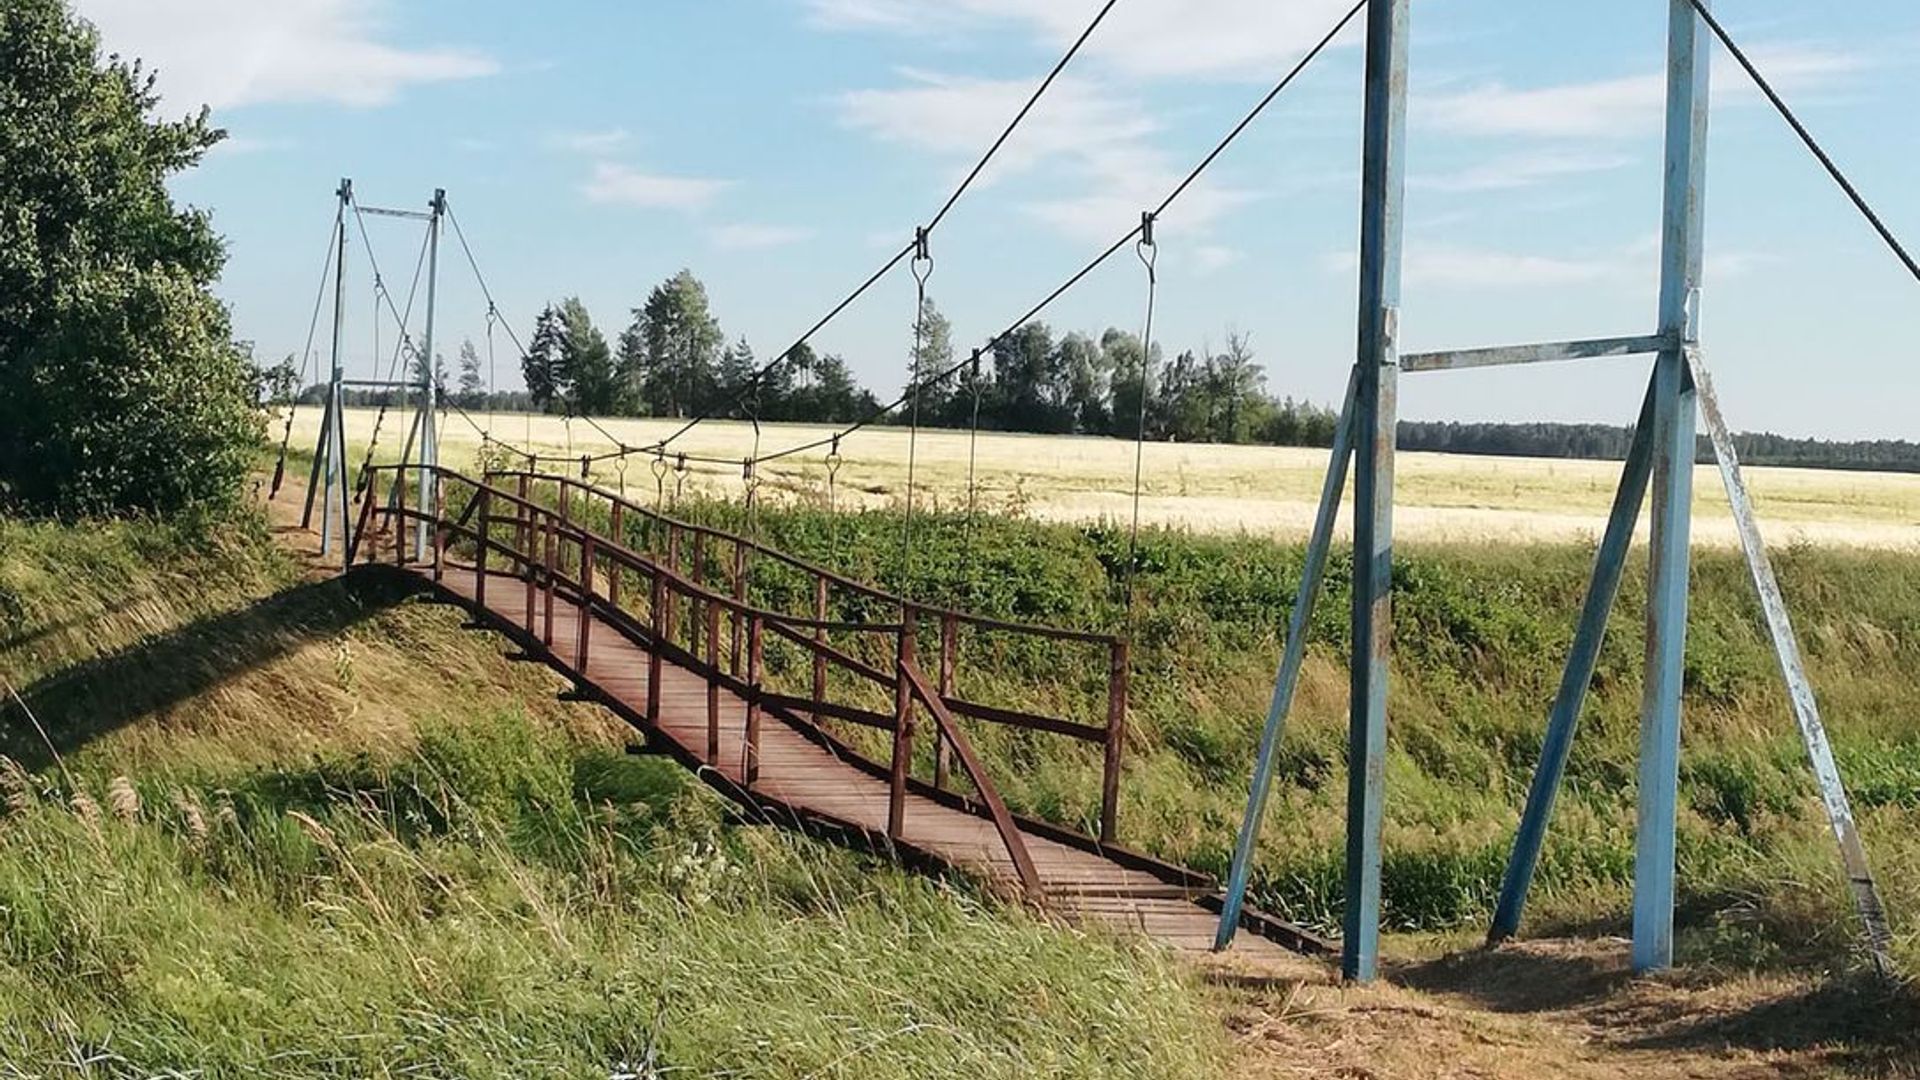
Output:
[270, 0, 1917, 982]
[336, 463, 1331, 963]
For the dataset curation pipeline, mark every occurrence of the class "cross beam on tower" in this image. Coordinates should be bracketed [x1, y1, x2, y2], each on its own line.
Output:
[1215, 0, 1897, 980]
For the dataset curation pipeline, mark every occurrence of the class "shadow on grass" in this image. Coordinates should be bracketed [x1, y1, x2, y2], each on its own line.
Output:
[1609, 971, 1920, 1073]
[1393, 940, 1637, 1013]
[2, 566, 424, 768]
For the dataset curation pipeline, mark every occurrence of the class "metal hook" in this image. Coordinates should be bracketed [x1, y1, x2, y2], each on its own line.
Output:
[910, 226, 934, 285]
[1135, 211, 1158, 279]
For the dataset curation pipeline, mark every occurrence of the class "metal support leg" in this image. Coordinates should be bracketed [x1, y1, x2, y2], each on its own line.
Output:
[1215, 369, 1359, 951]
[1490, 373, 1658, 943]
[1343, 0, 1408, 985]
[1634, 0, 1710, 974]
[1689, 348, 1893, 974]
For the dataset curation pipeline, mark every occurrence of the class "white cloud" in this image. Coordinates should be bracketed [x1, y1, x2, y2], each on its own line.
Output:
[1190, 245, 1243, 276]
[1414, 149, 1635, 193]
[712, 223, 816, 250]
[836, 69, 1248, 243]
[806, 0, 1365, 81]
[74, 0, 497, 110]
[548, 128, 632, 154]
[1422, 45, 1867, 140]
[581, 163, 731, 211]
[837, 69, 1155, 183]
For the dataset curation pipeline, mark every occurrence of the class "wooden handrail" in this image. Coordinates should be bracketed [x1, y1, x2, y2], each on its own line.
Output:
[366, 463, 1129, 857]
[497, 469, 1122, 646]
[901, 659, 1043, 901]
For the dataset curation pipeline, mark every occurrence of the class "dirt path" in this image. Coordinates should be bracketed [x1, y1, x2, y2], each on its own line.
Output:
[1222, 939, 1916, 1078]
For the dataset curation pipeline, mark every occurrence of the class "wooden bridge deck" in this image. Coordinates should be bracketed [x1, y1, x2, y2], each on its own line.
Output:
[416, 560, 1322, 964]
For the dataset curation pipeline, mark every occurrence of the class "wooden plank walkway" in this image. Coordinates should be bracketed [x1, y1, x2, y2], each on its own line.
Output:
[414, 560, 1323, 965]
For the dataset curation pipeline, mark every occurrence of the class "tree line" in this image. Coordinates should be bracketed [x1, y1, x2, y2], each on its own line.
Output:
[300, 266, 1919, 474]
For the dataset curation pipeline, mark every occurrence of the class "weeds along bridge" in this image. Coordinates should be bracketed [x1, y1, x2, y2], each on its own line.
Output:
[343, 464, 1329, 964]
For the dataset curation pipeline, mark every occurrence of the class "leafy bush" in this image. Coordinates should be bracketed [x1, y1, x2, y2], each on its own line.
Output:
[0, 0, 260, 515]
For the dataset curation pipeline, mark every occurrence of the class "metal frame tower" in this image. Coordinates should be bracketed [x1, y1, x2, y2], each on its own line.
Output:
[1215, 0, 1891, 980]
[300, 180, 445, 571]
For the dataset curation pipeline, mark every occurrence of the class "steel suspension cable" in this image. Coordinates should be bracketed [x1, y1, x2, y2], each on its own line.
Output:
[270, 205, 343, 497]
[588, 0, 1126, 466]
[350, 222, 431, 491]
[1124, 213, 1158, 617]
[1687, 0, 1918, 285]
[900, 233, 933, 595]
[748, 0, 1365, 469]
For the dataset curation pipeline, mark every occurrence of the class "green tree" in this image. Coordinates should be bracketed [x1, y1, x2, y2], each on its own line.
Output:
[907, 294, 954, 421]
[0, 0, 260, 514]
[629, 269, 723, 418]
[556, 298, 613, 415]
[456, 338, 484, 407]
[411, 349, 449, 402]
[523, 305, 562, 411]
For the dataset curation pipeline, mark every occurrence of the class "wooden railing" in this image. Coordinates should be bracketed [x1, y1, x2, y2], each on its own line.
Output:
[482, 469, 1132, 843]
[349, 465, 1141, 900]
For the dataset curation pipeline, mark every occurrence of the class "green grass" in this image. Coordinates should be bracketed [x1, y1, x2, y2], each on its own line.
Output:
[0, 502, 1231, 1078]
[0, 714, 1224, 1078]
[640, 493, 1920, 978]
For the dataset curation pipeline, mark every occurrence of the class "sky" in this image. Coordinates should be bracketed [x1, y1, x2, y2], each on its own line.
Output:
[74, 0, 1920, 440]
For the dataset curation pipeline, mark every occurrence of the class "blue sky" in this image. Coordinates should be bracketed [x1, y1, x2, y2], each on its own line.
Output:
[77, 0, 1919, 439]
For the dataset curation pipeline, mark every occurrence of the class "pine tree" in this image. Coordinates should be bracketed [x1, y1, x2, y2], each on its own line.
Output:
[456, 338, 484, 407]
[523, 304, 563, 411]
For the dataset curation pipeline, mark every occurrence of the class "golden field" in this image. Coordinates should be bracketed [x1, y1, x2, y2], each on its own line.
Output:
[289, 407, 1920, 550]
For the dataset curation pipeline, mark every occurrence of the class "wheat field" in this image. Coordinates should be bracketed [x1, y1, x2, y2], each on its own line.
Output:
[288, 408, 1920, 550]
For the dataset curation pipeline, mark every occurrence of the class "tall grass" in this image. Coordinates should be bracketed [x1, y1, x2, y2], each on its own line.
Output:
[0, 714, 1228, 1078]
[650, 494, 1920, 976]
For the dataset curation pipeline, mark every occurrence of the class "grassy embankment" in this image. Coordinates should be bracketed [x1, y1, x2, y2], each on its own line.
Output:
[0, 508, 1226, 1078]
[644, 490, 1920, 977]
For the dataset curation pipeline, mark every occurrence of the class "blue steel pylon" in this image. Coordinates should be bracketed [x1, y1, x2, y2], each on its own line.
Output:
[1215, 0, 1891, 978]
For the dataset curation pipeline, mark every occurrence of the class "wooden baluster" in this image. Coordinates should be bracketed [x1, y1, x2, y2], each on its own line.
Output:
[745, 613, 764, 787]
[665, 526, 682, 645]
[1101, 638, 1130, 845]
[393, 471, 407, 565]
[475, 489, 490, 610]
[690, 531, 706, 652]
[730, 542, 747, 675]
[557, 480, 571, 584]
[576, 535, 595, 672]
[609, 501, 625, 608]
[935, 612, 957, 791]
[888, 611, 918, 840]
[542, 515, 557, 648]
[811, 577, 829, 727]
[705, 597, 721, 762]
[431, 476, 445, 582]
[647, 572, 665, 724]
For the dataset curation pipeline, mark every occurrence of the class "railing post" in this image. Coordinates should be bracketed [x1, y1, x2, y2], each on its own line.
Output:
[516, 474, 530, 570]
[730, 542, 747, 675]
[431, 474, 445, 582]
[935, 612, 958, 791]
[1102, 639, 1130, 845]
[745, 613, 764, 787]
[665, 525, 682, 645]
[576, 535, 595, 672]
[888, 611, 918, 840]
[648, 571, 665, 724]
[706, 597, 722, 762]
[811, 576, 829, 727]
[348, 470, 377, 567]
[542, 514, 557, 648]
[393, 471, 407, 565]
[608, 501, 624, 608]
[690, 531, 706, 651]
[475, 489, 490, 610]
[557, 480, 571, 583]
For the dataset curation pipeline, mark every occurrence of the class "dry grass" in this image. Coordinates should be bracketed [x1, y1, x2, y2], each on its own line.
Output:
[289, 408, 1920, 550]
